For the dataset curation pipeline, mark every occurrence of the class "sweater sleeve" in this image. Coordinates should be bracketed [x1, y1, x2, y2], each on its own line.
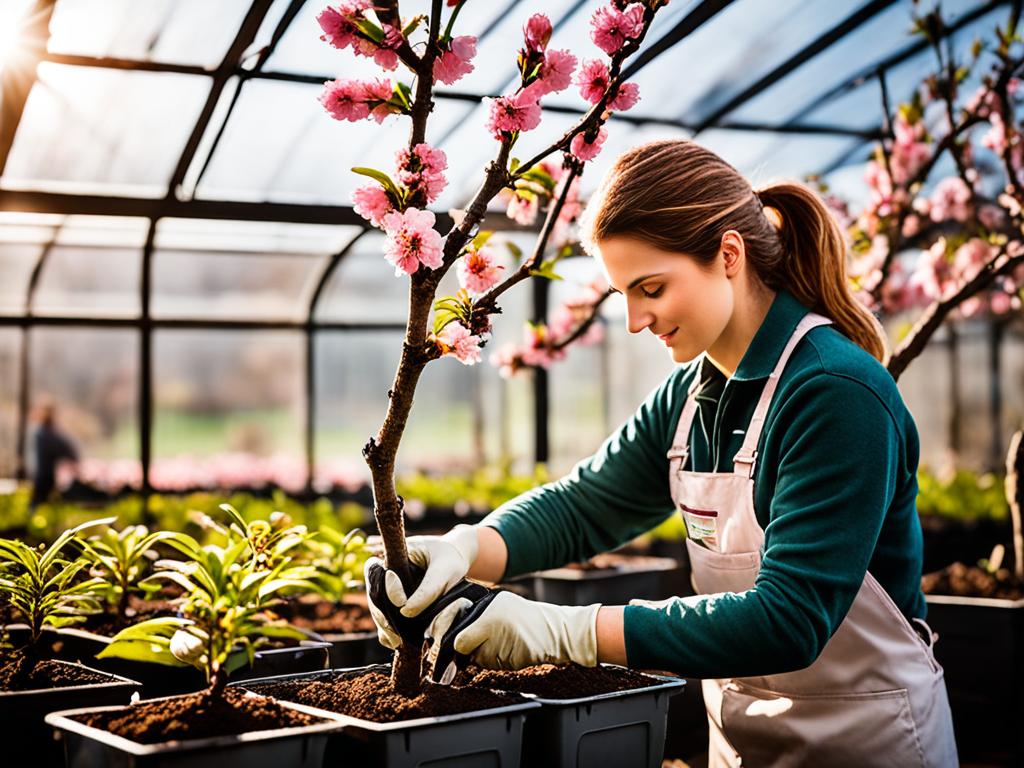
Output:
[480, 366, 692, 579]
[622, 374, 903, 678]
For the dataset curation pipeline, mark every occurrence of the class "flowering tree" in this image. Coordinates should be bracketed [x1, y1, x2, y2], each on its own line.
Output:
[838, 6, 1024, 381]
[316, 0, 669, 694]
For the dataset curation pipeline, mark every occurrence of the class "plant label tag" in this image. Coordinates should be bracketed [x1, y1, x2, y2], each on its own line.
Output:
[680, 504, 718, 547]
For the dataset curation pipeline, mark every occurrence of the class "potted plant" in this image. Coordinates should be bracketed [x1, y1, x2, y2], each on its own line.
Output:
[273, 526, 389, 668]
[45, 532, 342, 767]
[0, 518, 140, 766]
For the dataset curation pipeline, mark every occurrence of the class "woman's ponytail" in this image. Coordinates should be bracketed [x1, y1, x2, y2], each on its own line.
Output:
[757, 182, 889, 364]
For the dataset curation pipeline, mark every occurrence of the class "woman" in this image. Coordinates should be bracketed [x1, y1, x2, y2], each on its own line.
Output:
[366, 139, 958, 767]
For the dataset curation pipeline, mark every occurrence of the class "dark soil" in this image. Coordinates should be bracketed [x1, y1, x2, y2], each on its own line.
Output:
[456, 663, 658, 699]
[82, 595, 181, 637]
[563, 553, 676, 573]
[0, 649, 112, 692]
[275, 595, 376, 634]
[73, 687, 321, 744]
[921, 561, 1024, 600]
[246, 668, 518, 722]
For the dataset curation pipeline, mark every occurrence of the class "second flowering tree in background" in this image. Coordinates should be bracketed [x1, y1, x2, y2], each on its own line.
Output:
[316, 0, 669, 695]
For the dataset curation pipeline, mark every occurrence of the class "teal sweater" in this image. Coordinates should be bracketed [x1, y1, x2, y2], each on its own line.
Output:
[481, 290, 925, 678]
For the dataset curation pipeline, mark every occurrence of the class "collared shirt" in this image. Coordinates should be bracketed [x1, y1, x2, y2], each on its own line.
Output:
[482, 289, 925, 677]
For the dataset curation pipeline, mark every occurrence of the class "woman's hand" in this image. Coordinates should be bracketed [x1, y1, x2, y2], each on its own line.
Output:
[364, 524, 479, 649]
[424, 591, 601, 670]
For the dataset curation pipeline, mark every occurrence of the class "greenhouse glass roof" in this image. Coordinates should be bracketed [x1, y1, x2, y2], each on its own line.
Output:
[0, 0, 1015, 486]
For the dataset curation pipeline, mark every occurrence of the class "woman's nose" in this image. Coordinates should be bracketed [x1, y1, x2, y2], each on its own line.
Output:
[626, 300, 654, 334]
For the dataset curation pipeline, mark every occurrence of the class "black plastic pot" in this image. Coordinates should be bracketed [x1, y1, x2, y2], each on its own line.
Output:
[45, 693, 343, 768]
[513, 556, 688, 606]
[925, 594, 1024, 766]
[321, 631, 392, 668]
[0, 660, 140, 768]
[29, 624, 333, 698]
[236, 665, 541, 768]
[508, 668, 685, 768]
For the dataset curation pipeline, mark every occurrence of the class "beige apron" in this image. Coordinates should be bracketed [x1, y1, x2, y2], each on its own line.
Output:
[665, 313, 958, 768]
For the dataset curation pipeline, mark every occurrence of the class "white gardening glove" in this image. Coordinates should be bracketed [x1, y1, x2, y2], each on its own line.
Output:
[425, 591, 600, 671]
[364, 524, 479, 650]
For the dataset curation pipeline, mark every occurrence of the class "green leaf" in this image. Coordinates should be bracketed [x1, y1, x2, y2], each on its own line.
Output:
[351, 16, 384, 44]
[505, 242, 523, 263]
[402, 14, 425, 38]
[351, 166, 403, 200]
[472, 230, 494, 250]
[529, 260, 564, 281]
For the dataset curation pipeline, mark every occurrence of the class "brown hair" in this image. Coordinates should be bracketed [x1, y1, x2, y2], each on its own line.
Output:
[581, 139, 888, 363]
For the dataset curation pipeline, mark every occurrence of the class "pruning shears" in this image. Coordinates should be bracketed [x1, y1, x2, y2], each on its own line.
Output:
[366, 561, 500, 685]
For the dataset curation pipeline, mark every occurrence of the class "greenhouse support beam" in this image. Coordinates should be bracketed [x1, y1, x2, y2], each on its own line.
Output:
[692, 0, 901, 132]
[140, 221, 156, 501]
[188, 0, 310, 197]
[165, 0, 276, 200]
[0, 189, 466, 230]
[532, 277, 550, 465]
[0, 0, 57, 175]
[620, 0, 737, 80]
[304, 228, 371, 493]
[0, 316, 406, 331]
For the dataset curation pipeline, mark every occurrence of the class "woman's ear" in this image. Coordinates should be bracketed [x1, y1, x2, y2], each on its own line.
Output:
[720, 230, 745, 278]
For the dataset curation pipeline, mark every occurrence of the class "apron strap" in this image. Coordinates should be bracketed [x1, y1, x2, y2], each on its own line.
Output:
[665, 359, 704, 470]
[732, 313, 832, 478]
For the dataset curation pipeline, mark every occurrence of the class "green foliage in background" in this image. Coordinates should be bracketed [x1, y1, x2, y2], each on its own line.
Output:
[916, 466, 1008, 522]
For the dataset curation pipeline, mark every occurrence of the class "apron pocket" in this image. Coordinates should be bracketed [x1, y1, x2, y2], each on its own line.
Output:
[686, 539, 759, 594]
[720, 681, 925, 768]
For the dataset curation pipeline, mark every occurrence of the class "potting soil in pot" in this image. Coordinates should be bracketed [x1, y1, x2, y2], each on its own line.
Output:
[71, 687, 321, 744]
[456, 663, 656, 699]
[922, 561, 1024, 599]
[564, 553, 674, 572]
[81, 595, 180, 637]
[0, 649, 110, 691]
[275, 598, 376, 634]
[246, 668, 518, 722]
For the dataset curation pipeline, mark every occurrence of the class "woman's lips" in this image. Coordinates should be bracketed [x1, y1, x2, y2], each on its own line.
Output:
[658, 328, 678, 345]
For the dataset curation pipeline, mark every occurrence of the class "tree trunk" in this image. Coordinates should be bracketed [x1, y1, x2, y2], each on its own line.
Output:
[1005, 429, 1023, 582]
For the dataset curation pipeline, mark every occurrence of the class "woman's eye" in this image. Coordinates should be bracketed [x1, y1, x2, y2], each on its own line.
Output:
[640, 285, 663, 298]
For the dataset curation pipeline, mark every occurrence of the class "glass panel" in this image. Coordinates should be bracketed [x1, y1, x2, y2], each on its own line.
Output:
[3, 64, 209, 196]
[33, 246, 141, 318]
[315, 329, 478, 486]
[28, 328, 139, 488]
[29, 216, 148, 318]
[314, 232, 408, 323]
[698, 129, 859, 181]
[734, 0, 989, 126]
[153, 219, 358, 321]
[153, 330, 305, 492]
[47, 0, 254, 68]
[0, 330, 21, 479]
[196, 78, 467, 205]
[0, 244, 42, 315]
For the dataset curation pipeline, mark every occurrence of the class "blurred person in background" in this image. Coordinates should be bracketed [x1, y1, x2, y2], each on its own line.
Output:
[29, 399, 79, 510]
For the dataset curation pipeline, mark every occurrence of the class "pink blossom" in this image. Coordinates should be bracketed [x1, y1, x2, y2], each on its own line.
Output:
[396, 143, 448, 203]
[990, 291, 1013, 315]
[609, 81, 640, 111]
[316, 2, 372, 50]
[952, 238, 996, 284]
[590, 3, 645, 55]
[437, 322, 483, 365]
[506, 191, 540, 225]
[434, 35, 477, 85]
[525, 49, 577, 98]
[486, 91, 543, 139]
[352, 184, 393, 227]
[978, 204, 1006, 231]
[929, 177, 972, 222]
[520, 324, 565, 368]
[381, 208, 443, 276]
[490, 342, 521, 378]
[319, 78, 371, 122]
[910, 238, 954, 301]
[571, 127, 608, 161]
[371, 24, 403, 71]
[889, 114, 930, 185]
[576, 59, 610, 104]
[524, 14, 553, 52]
[457, 247, 504, 294]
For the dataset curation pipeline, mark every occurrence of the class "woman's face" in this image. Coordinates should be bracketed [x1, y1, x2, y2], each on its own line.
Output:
[596, 235, 734, 364]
